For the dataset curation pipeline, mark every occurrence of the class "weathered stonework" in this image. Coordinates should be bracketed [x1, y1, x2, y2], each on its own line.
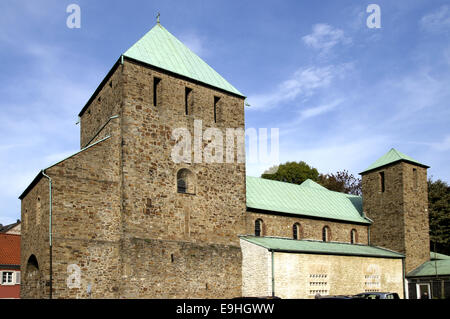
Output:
[362, 161, 430, 274]
[240, 239, 404, 299]
[246, 211, 369, 245]
[21, 58, 246, 299]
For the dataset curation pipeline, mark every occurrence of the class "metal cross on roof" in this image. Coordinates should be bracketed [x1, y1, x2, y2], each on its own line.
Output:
[157, 12, 160, 24]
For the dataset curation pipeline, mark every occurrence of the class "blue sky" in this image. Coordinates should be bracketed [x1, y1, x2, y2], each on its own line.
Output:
[0, 0, 449, 224]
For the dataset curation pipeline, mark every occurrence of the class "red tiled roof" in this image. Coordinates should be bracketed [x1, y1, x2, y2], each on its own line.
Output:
[0, 234, 20, 265]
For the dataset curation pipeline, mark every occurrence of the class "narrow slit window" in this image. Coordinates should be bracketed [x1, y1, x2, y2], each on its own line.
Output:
[185, 87, 192, 115]
[351, 229, 357, 244]
[380, 172, 385, 193]
[293, 223, 301, 240]
[214, 96, 220, 123]
[255, 219, 263, 237]
[413, 168, 418, 190]
[322, 226, 330, 242]
[153, 77, 161, 106]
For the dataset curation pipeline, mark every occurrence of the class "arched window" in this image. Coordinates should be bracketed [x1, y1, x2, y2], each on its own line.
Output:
[177, 169, 195, 194]
[351, 229, 357, 244]
[322, 226, 331, 242]
[255, 219, 264, 237]
[293, 223, 301, 240]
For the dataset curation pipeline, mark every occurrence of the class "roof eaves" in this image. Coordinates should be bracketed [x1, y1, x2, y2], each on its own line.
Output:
[123, 55, 246, 99]
[239, 236, 404, 259]
[78, 57, 122, 117]
[18, 135, 111, 200]
[359, 159, 430, 175]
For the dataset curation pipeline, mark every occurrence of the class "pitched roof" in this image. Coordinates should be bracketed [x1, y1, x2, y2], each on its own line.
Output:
[240, 236, 404, 259]
[407, 259, 450, 277]
[360, 148, 429, 174]
[0, 234, 21, 266]
[431, 252, 450, 260]
[123, 23, 244, 97]
[246, 176, 370, 225]
[0, 220, 21, 233]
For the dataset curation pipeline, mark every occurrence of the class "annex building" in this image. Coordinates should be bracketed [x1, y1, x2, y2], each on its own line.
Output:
[19, 22, 438, 299]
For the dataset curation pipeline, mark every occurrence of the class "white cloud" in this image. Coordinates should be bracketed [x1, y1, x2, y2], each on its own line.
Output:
[297, 99, 342, 120]
[302, 23, 352, 55]
[179, 32, 209, 58]
[420, 5, 450, 33]
[248, 64, 352, 111]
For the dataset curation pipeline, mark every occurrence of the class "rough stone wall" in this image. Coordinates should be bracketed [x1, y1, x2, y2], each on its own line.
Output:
[80, 64, 124, 148]
[20, 119, 122, 299]
[362, 163, 406, 254]
[20, 178, 51, 298]
[362, 162, 429, 273]
[401, 163, 429, 273]
[273, 252, 404, 299]
[48, 124, 122, 299]
[119, 238, 242, 298]
[116, 60, 246, 298]
[246, 211, 369, 244]
[240, 239, 272, 297]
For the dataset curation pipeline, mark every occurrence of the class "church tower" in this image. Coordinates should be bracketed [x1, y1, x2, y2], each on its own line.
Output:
[360, 149, 430, 273]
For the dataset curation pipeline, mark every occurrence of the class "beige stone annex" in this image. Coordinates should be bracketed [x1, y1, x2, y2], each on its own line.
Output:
[19, 23, 431, 299]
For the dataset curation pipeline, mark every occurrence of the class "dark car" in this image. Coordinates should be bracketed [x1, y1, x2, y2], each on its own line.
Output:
[315, 295, 353, 299]
[353, 292, 400, 299]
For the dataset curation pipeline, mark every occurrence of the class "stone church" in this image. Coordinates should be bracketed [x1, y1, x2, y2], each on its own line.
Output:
[19, 23, 432, 299]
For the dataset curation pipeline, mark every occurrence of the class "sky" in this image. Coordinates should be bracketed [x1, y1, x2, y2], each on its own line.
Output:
[0, 0, 449, 225]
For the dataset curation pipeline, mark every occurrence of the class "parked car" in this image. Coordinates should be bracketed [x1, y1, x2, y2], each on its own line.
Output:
[353, 292, 400, 299]
[315, 295, 353, 299]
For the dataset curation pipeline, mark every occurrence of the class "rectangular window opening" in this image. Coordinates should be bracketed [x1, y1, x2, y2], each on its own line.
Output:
[185, 87, 192, 115]
[380, 172, 385, 193]
[413, 168, 418, 190]
[153, 77, 161, 107]
[214, 96, 220, 123]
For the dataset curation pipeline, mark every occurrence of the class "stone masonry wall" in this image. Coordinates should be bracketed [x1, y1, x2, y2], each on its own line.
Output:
[240, 238, 272, 297]
[119, 238, 242, 298]
[21, 178, 51, 299]
[362, 161, 430, 274]
[80, 64, 124, 148]
[401, 162, 429, 273]
[246, 211, 369, 245]
[273, 252, 404, 299]
[116, 60, 246, 297]
[21, 118, 122, 298]
[362, 163, 406, 253]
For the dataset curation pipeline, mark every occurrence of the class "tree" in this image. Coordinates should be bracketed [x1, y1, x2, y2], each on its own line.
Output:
[318, 170, 362, 196]
[261, 162, 362, 195]
[428, 178, 450, 256]
[261, 161, 320, 185]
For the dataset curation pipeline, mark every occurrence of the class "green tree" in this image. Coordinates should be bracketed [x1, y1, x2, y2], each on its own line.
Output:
[428, 178, 450, 256]
[318, 170, 362, 196]
[261, 161, 320, 185]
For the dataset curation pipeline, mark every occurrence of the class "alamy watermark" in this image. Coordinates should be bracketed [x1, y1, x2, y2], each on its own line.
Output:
[366, 4, 381, 29]
[171, 120, 279, 167]
[66, 4, 81, 29]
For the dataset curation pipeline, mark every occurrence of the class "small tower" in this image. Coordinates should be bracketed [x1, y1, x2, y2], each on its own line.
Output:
[360, 149, 430, 273]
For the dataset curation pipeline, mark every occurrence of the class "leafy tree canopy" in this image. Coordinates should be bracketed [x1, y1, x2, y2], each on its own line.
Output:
[261, 162, 361, 195]
[428, 178, 450, 256]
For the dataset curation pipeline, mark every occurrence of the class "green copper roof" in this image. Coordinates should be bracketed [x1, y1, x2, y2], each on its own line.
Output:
[241, 236, 404, 259]
[360, 148, 429, 174]
[246, 176, 370, 224]
[123, 23, 244, 97]
[407, 259, 450, 277]
[431, 252, 450, 260]
[300, 179, 328, 190]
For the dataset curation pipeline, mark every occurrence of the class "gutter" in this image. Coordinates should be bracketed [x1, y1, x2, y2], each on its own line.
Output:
[270, 250, 275, 297]
[41, 170, 53, 299]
